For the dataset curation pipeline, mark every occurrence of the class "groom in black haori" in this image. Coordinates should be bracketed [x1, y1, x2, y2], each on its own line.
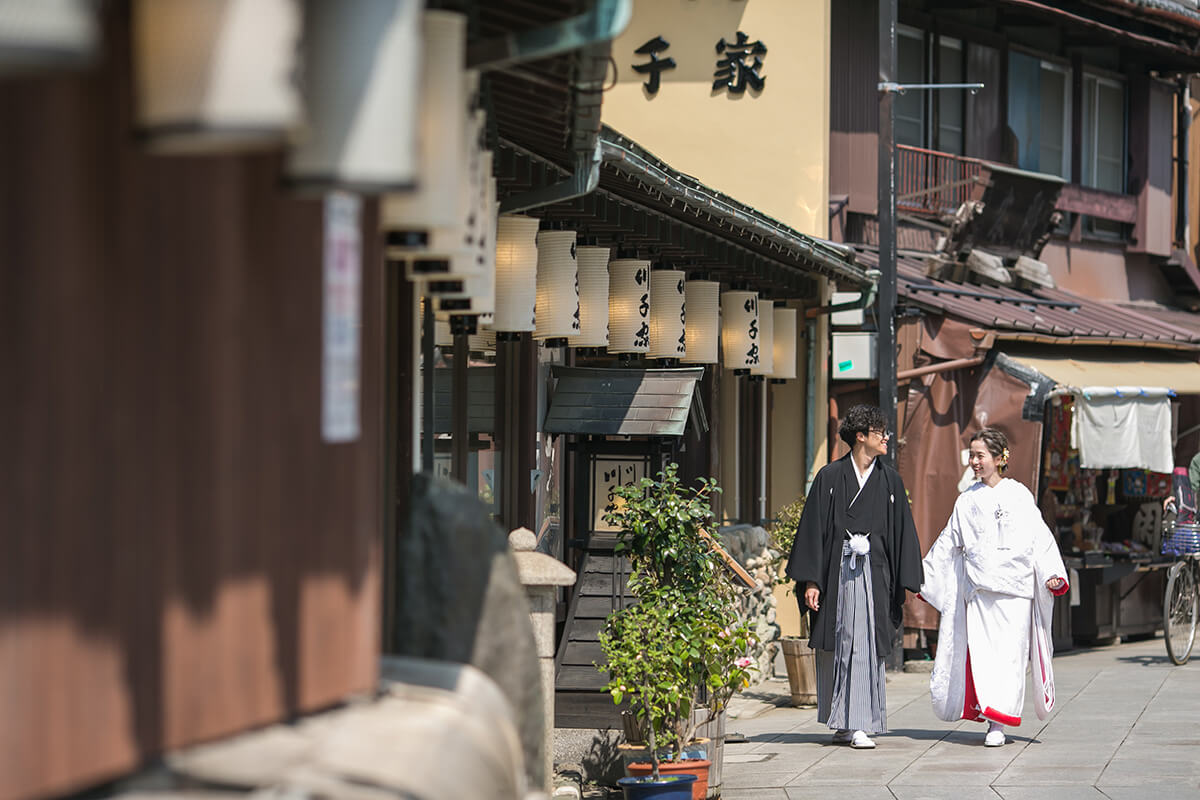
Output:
[785, 404, 923, 749]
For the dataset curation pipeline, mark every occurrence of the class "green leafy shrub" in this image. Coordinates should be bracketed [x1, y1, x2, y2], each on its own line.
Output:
[598, 465, 753, 778]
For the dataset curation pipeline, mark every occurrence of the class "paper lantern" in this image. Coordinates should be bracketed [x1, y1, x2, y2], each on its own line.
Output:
[493, 215, 539, 333]
[534, 230, 579, 342]
[648, 270, 686, 359]
[426, 150, 496, 314]
[419, 297, 453, 347]
[287, 0, 421, 191]
[771, 307, 798, 380]
[0, 0, 98, 72]
[392, 81, 486, 282]
[608, 259, 651, 354]
[574, 246, 610, 348]
[132, 0, 301, 153]
[751, 301, 775, 377]
[469, 316, 497, 355]
[378, 11, 467, 238]
[681, 280, 719, 364]
[722, 290, 759, 372]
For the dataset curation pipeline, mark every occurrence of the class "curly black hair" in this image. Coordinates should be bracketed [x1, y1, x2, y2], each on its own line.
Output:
[838, 404, 887, 447]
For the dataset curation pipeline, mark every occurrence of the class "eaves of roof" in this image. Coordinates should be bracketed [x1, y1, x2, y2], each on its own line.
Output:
[856, 249, 1200, 349]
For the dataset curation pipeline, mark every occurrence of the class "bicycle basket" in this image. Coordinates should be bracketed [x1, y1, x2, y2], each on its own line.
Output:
[1162, 521, 1200, 556]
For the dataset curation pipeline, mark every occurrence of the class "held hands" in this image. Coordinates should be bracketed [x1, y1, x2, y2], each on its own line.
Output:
[805, 582, 820, 611]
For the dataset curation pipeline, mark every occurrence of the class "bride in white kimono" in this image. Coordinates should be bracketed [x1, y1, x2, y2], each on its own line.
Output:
[920, 428, 1069, 747]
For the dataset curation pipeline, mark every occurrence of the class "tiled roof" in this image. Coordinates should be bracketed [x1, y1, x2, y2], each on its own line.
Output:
[1119, 0, 1200, 26]
[854, 249, 1200, 348]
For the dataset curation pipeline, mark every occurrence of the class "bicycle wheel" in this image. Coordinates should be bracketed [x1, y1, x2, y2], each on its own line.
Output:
[1164, 561, 1198, 666]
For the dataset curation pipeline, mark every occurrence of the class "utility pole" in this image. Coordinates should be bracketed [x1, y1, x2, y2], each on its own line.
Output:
[878, 0, 898, 462]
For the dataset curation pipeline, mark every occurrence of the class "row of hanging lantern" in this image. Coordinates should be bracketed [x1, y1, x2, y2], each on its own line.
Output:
[481, 214, 799, 379]
[113, 1, 801, 376]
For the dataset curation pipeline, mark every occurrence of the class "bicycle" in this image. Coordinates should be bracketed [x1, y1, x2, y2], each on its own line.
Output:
[1161, 519, 1200, 665]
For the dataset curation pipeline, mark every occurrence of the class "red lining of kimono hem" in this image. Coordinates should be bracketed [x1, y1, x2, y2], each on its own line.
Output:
[962, 650, 1023, 726]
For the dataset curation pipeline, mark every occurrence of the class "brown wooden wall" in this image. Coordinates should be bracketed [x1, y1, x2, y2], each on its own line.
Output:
[0, 7, 384, 800]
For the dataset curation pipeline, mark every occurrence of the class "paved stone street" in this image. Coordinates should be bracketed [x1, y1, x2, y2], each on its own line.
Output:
[721, 637, 1200, 799]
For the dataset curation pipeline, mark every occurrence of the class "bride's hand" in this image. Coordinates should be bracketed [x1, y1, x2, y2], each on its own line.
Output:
[1045, 576, 1066, 591]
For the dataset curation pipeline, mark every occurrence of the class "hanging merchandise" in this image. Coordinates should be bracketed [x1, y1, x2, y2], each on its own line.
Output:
[721, 290, 759, 372]
[132, 0, 302, 153]
[608, 259, 652, 354]
[646, 270, 686, 360]
[681, 280, 719, 365]
[534, 230, 580, 343]
[493, 215, 539, 333]
[770, 306, 798, 380]
[378, 10, 467, 240]
[0, 0, 98, 73]
[574, 246, 611, 348]
[287, 0, 422, 191]
[750, 300, 775, 377]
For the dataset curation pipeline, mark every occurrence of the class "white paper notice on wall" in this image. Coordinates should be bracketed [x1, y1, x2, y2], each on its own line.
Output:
[321, 192, 362, 443]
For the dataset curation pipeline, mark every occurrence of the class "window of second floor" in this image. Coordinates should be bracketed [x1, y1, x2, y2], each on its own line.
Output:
[1007, 52, 1071, 179]
[895, 26, 966, 155]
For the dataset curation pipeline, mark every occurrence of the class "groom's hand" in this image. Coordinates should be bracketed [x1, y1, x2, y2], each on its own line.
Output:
[805, 582, 820, 611]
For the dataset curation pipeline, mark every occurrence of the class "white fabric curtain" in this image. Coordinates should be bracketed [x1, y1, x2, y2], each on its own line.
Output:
[1070, 387, 1173, 473]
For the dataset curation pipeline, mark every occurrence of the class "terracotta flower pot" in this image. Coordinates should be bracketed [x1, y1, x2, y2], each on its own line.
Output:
[624, 759, 711, 800]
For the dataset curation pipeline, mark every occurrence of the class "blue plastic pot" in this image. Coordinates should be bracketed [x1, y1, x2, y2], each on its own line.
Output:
[617, 774, 698, 800]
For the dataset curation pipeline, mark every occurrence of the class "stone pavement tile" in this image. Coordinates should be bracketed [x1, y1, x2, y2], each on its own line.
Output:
[720, 766, 807, 791]
[719, 789, 788, 800]
[1099, 786, 1200, 800]
[787, 750, 917, 786]
[1098, 744, 1200, 785]
[991, 786, 1110, 799]
[993, 762, 1106, 785]
[785, 787, 896, 800]
[888, 786, 1003, 800]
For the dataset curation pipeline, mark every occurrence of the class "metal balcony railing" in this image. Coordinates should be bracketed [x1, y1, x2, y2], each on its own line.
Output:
[896, 144, 984, 216]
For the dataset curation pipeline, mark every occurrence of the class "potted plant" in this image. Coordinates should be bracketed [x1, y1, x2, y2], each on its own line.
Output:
[599, 466, 754, 800]
[769, 497, 818, 707]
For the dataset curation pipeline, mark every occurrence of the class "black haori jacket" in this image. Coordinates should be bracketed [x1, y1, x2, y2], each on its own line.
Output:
[785, 453, 924, 657]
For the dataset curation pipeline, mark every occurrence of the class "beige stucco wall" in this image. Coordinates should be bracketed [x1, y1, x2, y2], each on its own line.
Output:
[602, 0, 831, 237]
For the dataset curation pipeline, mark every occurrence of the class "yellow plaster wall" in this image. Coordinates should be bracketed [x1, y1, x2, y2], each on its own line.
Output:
[602, 0, 831, 237]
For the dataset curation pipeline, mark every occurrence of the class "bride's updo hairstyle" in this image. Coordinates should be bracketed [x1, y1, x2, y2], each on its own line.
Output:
[970, 427, 1010, 474]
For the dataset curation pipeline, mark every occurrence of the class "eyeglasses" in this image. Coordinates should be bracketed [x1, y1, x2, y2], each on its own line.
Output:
[868, 428, 890, 439]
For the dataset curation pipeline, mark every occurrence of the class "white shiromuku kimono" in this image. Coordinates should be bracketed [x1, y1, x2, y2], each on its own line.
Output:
[920, 478, 1069, 727]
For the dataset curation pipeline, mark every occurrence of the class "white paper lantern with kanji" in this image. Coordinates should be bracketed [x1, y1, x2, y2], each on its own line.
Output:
[493, 215, 539, 333]
[534, 230, 579, 342]
[378, 10, 467, 235]
[132, 0, 301, 153]
[608, 259, 651, 354]
[648, 270, 686, 359]
[751, 301, 775, 377]
[721, 290, 759, 371]
[287, 0, 421, 190]
[575, 246, 611, 348]
[771, 307, 798, 380]
[681, 280, 719, 364]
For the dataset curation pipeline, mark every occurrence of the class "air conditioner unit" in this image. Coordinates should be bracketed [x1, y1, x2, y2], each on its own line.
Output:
[832, 332, 877, 380]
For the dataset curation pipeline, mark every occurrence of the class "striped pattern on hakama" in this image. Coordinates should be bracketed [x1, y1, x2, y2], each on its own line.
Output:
[816, 539, 887, 734]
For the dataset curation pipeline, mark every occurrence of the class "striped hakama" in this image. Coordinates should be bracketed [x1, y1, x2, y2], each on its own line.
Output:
[816, 538, 887, 734]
